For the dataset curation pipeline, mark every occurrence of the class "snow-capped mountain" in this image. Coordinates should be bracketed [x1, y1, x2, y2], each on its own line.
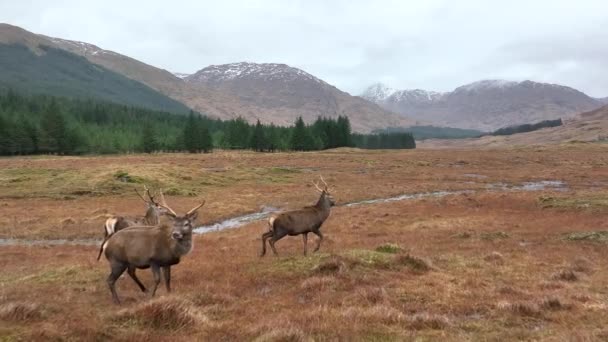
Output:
[183, 62, 412, 132]
[186, 62, 327, 85]
[360, 83, 397, 102]
[362, 80, 603, 131]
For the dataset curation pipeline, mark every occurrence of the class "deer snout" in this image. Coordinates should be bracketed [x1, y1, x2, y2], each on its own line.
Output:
[172, 232, 183, 240]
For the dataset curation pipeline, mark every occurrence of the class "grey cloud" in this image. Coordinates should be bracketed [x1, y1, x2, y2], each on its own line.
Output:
[1, 0, 607, 97]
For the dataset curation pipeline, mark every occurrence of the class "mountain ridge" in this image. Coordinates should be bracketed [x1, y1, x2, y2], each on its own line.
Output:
[362, 80, 603, 131]
[0, 23, 412, 132]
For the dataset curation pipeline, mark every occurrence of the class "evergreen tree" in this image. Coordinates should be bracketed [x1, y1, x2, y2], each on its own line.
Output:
[183, 111, 199, 153]
[249, 119, 268, 152]
[198, 117, 213, 153]
[141, 122, 158, 153]
[40, 99, 68, 154]
[290, 116, 314, 151]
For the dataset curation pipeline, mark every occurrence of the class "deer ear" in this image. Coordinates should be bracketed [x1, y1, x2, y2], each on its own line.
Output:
[187, 211, 199, 221]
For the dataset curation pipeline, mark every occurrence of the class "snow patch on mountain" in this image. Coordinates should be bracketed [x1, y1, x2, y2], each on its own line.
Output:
[361, 83, 397, 102]
[173, 72, 191, 79]
[45, 36, 119, 57]
[187, 62, 326, 85]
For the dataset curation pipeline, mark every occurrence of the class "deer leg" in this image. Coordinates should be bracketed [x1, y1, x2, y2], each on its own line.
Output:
[127, 266, 147, 293]
[107, 262, 127, 304]
[302, 233, 308, 256]
[269, 230, 288, 256]
[313, 230, 324, 253]
[260, 231, 273, 257]
[162, 266, 171, 293]
[150, 264, 161, 298]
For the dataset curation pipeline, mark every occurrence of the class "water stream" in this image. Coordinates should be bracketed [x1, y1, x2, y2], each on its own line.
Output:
[0, 180, 567, 246]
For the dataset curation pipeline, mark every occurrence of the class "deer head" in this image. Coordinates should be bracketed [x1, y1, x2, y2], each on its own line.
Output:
[157, 189, 205, 241]
[134, 185, 171, 217]
[313, 175, 335, 207]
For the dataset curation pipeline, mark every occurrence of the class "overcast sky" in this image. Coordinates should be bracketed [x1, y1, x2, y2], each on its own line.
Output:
[2, 0, 607, 97]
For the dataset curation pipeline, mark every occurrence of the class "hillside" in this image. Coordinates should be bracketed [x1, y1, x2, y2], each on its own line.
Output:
[418, 105, 608, 148]
[0, 24, 413, 133]
[0, 24, 190, 113]
[363, 80, 603, 131]
[183, 62, 413, 132]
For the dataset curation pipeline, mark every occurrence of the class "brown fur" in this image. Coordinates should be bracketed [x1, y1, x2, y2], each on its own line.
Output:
[103, 209, 200, 304]
[261, 190, 335, 256]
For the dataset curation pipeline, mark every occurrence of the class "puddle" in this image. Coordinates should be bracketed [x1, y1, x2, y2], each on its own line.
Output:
[0, 180, 568, 246]
[193, 206, 279, 234]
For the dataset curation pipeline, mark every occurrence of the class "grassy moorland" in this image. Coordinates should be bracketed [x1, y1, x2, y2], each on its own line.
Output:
[1, 145, 608, 340]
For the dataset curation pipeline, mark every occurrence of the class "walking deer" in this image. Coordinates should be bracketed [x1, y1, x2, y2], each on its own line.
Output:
[101, 190, 205, 304]
[260, 176, 335, 257]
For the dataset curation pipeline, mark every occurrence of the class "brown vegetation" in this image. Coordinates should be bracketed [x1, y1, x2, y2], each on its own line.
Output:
[1, 146, 608, 340]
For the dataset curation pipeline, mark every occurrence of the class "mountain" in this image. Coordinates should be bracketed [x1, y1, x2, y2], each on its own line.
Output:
[596, 97, 608, 105]
[360, 83, 397, 102]
[0, 23, 190, 113]
[363, 80, 603, 131]
[418, 105, 608, 148]
[0, 24, 412, 133]
[183, 62, 413, 132]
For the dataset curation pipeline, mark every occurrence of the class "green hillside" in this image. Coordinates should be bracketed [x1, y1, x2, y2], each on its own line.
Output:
[0, 43, 190, 113]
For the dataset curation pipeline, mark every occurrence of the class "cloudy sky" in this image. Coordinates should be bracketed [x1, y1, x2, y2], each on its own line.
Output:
[2, 0, 608, 97]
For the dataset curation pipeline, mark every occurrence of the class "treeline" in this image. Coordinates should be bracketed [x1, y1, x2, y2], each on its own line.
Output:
[0, 91, 416, 155]
[374, 125, 484, 140]
[490, 119, 563, 136]
[352, 132, 416, 149]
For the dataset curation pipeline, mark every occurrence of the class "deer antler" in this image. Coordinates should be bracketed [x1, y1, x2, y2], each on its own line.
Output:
[144, 185, 158, 205]
[134, 186, 149, 204]
[186, 200, 206, 216]
[158, 189, 178, 217]
[319, 175, 329, 191]
[312, 180, 324, 193]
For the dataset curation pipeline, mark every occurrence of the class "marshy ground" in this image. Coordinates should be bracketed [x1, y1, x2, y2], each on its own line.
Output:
[1, 145, 607, 340]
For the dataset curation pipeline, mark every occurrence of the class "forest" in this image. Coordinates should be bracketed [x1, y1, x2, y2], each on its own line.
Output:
[0, 91, 415, 155]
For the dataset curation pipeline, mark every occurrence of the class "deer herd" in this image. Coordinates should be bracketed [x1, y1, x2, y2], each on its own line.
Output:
[98, 177, 335, 304]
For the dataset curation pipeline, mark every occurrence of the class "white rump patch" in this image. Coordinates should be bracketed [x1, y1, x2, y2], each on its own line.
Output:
[105, 218, 118, 236]
[268, 216, 276, 230]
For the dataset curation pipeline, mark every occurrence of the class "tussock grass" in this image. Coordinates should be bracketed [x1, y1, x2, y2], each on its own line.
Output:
[540, 297, 572, 311]
[563, 231, 608, 243]
[253, 327, 312, 342]
[0, 301, 45, 322]
[394, 254, 433, 274]
[112, 297, 209, 330]
[552, 269, 579, 282]
[375, 243, 404, 254]
[497, 301, 541, 317]
[300, 276, 337, 291]
[539, 195, 608, 210]
[408, 313, 451, 330]
[484, 251, 505, 265]
[480, 231, 510, 240]
[356, 287, 388, 305]
[311, 255, 350, 275]
[341, 305, 406, 324]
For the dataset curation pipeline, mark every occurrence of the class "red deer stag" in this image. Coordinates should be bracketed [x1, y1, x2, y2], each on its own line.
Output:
[101, 190, 205, 304]
[260, 176, 335, 257]
[96, 186, 168, 260]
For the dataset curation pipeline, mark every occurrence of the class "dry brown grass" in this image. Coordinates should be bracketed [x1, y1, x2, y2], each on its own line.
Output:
[0, 301, 45, 322]
[1, 147, 608, 340]
[112, 296, 209, 330]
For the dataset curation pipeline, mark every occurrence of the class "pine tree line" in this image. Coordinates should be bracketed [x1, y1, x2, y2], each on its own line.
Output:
[0, 91, 415, 155]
